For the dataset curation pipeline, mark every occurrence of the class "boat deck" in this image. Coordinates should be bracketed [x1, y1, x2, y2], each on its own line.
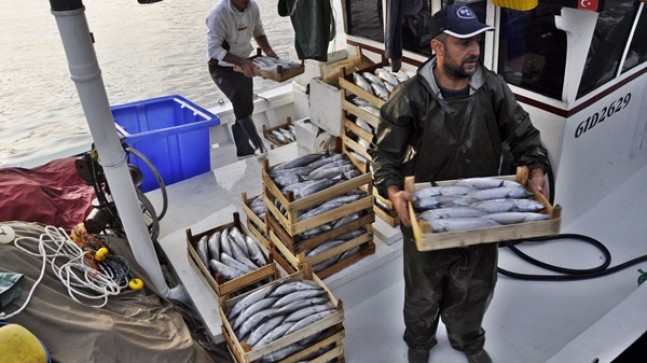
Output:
[151, 143, 647, 363]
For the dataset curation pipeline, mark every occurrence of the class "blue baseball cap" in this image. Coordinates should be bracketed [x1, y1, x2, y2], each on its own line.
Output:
[429, 4, 494, 39]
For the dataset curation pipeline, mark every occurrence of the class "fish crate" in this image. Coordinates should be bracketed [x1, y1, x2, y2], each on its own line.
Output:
[372, 189, 400, 227]
[241, 192, 270, 250]
[261, 156, 373, 239]
[267, 214, 375, 279]
[405, 167, 562, 251]
[219, 268, 345, 363]
[234, 49, 304, 82]
[262, 117, 295, 149]
[186, 212, 280, 297]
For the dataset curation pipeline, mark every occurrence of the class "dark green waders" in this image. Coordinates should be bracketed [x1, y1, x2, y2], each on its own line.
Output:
[401, 228, 498, 355]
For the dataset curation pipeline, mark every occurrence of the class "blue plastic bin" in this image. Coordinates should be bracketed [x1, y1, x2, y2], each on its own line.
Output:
[112, 95, 220, 192]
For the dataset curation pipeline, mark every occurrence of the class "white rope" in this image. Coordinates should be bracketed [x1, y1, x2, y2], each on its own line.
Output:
[9, 226, 129, 311]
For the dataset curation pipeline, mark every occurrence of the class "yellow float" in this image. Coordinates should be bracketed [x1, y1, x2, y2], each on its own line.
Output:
[0, 323, 49, 363]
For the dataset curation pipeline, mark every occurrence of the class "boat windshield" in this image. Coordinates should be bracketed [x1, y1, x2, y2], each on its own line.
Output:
[577, 0, 647, 98]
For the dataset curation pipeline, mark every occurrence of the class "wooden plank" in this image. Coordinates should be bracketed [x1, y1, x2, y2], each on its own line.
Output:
[339, 77, 386, 108]
[341, 99, 380, 128]
[406, 167, 562, 251]
[343, 117, 374, 144]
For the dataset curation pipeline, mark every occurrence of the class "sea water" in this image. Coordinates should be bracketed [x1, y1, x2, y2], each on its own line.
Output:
[0, 0, 317, 168]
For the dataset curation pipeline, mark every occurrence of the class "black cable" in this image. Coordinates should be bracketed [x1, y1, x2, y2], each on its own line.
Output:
[498, 233, 647, 281]
[124, 145, 168, 221]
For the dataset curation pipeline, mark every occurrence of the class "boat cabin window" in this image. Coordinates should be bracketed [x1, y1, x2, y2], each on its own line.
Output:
[344, 0, 385, 43]
[496, 3, 566, 100]
[623, 4, 647, 73]
[577, 0, 645, 98]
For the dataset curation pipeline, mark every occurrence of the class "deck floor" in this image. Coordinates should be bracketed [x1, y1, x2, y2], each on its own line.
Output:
[152, 143, 647, 363]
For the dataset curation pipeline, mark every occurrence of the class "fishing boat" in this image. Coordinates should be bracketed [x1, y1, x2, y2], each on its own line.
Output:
[2, 0, 646, 362]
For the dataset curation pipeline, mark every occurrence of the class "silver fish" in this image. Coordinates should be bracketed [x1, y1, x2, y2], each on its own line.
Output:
[274, 174, 302, 189]
[352, 72, 373, 94]
[307, 164, 356, 181]
[221, 253, 254, 274]
[229, 226, 250, 256]
[209, 259, 245, 281]
[413, 196, 441, 210]
[484, 212, 550, 225]
[271, 129, 288, 143]
[306, 239, 346, 258]
[233, 297, 278, 331]
[220, 227, 232, 257]
[228, 284, 276, 320]
[196, 235, 209, 267]
[370, 82, 388, 100]
[207, 231, 221, 262]
[332, 212, 361, 228]
[260, 342, 302, 363]
[300, 179, 337, 198]
[251, 320, 296, 349]
[466, 186, 532, 200]
[350, 97, 370, 107]
[358, 104, 381, 117]
[247, 315, 286, 347]
[245, 236, 267, 267]
[298, 194, 362, 221]
[273, 289, 327, 308]
[285, 303, 334, 323]
[454, 177, 505, 190]
[275, 296, 330, 316]
[375, 68, 399, 86]
[284, 309, 336, 336]
[269, 280, 321, 297]
[237, 307, 281, 340]
[270, 166, 315, 179]
[430, 217, 500, 232]
[418, 207, 486, 221]
[362, 71, 385, 87]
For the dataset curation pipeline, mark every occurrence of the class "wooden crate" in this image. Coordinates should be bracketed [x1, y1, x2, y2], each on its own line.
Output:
[233, 49, 304, 82]
[241, 192, 269, 250]
[263, 117, 295, 149]
[220, 269, 345, 363]
[372, 189, 400, 227]
[268, 217, 375, 279]
[261, 156, 373, 239]
[405, 167, 562, 251]
[186, 212, 279, 296]
[320, 45, 376, 87]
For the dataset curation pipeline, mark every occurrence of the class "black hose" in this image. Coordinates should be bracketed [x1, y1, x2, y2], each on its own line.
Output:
[499, 234, 647, 281]
[124, 145, 168, 222]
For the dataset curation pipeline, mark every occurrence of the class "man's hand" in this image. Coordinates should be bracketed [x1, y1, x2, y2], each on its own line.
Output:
[530, 168, 548, 199]
[387, 186, 413, 227]
[238, 58, 257, 78]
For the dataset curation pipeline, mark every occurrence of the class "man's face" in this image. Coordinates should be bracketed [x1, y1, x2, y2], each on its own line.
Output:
[231, 0, 250, 11]
[438, 36, 481, 79]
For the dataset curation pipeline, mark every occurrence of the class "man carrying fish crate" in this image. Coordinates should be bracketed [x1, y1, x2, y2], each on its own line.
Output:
[369, 4, 550, 363]
[206, 0, 277, 158]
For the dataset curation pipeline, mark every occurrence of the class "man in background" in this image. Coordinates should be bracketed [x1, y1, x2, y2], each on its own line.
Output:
[206, 0, 276, 158]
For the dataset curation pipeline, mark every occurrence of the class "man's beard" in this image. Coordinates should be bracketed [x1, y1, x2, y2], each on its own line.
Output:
[445, 56, 479, 80]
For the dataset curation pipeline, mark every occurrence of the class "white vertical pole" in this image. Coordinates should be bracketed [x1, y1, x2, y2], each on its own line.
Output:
[49, 2, 177, 299]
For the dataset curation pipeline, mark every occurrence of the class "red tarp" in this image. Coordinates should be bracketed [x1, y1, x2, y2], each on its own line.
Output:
[0, 157, 95, 231]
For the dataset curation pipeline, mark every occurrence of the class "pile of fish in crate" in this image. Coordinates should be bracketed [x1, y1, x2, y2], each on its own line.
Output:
[187, 211, 346, 362]
[260, 151, 376, 279]
[406, 167, 562, 251]
[263, 117, 297, 149]
[337, 62, 415, 227]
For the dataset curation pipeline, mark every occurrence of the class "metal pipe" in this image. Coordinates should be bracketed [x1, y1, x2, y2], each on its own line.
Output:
[49, 0, 181, 300]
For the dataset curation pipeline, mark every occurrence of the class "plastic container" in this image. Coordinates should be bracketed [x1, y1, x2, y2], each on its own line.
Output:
[112, 95, 220, 192]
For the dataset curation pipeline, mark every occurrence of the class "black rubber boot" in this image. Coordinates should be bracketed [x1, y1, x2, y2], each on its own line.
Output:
[238, 116, 266, 154]
[407, 348, 429, 363]
[231, 119, 257, 158]
[466, 349, 493, 363]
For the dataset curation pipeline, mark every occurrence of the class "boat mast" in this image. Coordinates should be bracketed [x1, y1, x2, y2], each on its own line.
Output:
[48, 0, 182, 300]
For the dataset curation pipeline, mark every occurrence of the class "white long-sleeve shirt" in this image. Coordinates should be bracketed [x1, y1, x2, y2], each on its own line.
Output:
[206, 0, 265, 67]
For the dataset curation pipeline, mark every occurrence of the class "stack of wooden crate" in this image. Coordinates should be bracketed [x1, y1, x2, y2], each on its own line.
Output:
[338, 62, 400, 227]
[261, 156, 376, 279]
